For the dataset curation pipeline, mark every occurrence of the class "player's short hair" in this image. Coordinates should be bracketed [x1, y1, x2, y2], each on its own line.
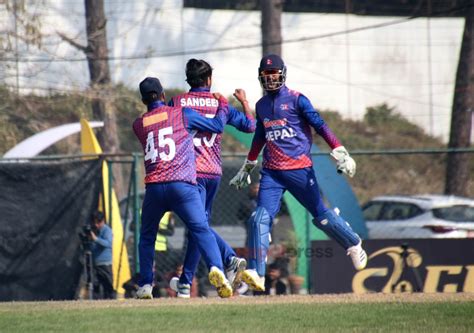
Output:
[268, 263, 281, 271]
[141, 92, 160, 105]
[185, 59, 213, 88]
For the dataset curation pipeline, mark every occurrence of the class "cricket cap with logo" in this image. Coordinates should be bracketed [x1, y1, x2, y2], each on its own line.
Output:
[258, 54, 285, 74]
[139, 77, 163, 99]
[258, 54, 287, 91]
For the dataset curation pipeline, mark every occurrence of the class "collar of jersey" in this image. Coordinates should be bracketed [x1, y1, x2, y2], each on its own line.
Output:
[189, 87, 211, 92]
[147, 100, 165, 111]
[266, 84, 287, 97]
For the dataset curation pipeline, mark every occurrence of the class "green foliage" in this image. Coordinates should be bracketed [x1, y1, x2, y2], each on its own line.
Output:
[313, 103, 442, 153]
[0, 85, 472, 202]
[363, 102, 430, 140]
[4, 85, 472, 198]
[2, 86, 442, 156]
[0, 84, 187, 155]
[364, 103, 400, 125]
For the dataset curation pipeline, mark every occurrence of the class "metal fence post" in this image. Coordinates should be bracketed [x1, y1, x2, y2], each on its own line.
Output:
[107, 160, 113, 227]
[306, 210, 311, 293]
[132, 153, 140, 274]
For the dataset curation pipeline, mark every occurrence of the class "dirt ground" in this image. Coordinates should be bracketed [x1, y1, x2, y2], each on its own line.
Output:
[1, 293, 473, 311]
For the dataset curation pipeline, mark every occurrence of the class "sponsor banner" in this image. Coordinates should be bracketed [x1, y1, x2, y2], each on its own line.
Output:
[310, 239, 474, 293]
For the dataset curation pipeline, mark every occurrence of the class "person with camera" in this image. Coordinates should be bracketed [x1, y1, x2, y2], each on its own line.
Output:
[90, 211, 115, 299]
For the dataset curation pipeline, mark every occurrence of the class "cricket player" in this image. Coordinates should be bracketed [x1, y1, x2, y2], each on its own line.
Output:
[230, 55, 368, 291]
[168, 59, 256, 297]
[133, 76, 233, 299]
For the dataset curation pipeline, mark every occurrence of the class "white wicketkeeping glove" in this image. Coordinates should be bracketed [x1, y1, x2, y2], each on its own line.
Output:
[229, 159, 258, 190]
[330, 146, 356, 178]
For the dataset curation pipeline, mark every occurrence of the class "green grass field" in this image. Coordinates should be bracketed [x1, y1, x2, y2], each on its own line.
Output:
[0, 294, 473, 332]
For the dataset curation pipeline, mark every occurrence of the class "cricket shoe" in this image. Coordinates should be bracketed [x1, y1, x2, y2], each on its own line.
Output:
[208, 266, 233, 298]
[241, 269, 265, 292]
[136, 284, 153, 299]
[169, 277, 191, 299]
[235, 281, 249, 296]
[225, 256, 247, 290]
[347, 241, 368, 271]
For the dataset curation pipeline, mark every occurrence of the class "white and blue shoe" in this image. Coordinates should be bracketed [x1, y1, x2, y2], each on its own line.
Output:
[225, 257, 247, 290]
[169, 277, 191, 298]
[347, 241, 368, 271]
[136, 284, 153, 299]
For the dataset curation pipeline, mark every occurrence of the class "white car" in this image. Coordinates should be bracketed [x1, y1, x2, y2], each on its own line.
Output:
[362, 194, 474, 239]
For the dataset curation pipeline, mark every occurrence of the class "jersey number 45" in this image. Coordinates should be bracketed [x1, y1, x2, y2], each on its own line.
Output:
[144, 127, 176, 163]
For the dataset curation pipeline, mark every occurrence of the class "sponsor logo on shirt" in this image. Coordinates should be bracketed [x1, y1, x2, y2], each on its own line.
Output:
[263, 118, 287, 128]
[264, 118, 296, 141]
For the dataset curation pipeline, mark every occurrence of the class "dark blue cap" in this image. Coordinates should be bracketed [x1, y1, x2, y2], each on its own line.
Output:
[139, 77, 163, 98]
[259, 54, 285, 72]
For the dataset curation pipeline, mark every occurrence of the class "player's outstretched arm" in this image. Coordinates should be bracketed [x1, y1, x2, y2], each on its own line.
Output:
[183, 93, 229, 133]
[233, 89, 254, 118]
[298, 94, 357, 177]
[225, 88, 256, 133]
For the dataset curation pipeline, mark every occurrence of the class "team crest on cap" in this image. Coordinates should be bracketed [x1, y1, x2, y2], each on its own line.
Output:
[267, 59, 272, 65]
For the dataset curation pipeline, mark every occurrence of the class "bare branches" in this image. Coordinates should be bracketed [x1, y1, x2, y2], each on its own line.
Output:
[57, 32, 88, 53]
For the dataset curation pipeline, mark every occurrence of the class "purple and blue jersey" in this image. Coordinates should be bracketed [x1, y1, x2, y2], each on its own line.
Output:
[244, 85, 361, 277]
[169, 89, 255, 285]
[248, 85, 341, 169]
[133, 100, 230, 286]
[170, 88, 255, 178]
[132, 100, 228, 184]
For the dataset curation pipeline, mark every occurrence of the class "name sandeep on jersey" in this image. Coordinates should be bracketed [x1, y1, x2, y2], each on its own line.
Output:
[180, 97, 219, 108]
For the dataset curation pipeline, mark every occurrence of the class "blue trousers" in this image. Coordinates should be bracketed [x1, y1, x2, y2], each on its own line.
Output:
[258, 168, 327, 220]
[138, 182, 223, 286]
[248, 167, 359, 274]
[179, 177, 236, 286]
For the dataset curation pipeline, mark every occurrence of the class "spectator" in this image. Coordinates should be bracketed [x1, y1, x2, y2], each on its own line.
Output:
[153, 212, 176, 293]
[90, 211, 115, 299]
[254, 263, 287, 296]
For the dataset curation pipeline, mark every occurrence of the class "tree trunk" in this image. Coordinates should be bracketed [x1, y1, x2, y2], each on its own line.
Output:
[445, 7, 474, 196]
[261, 0, 283, 56]
[84, 0, 124, 197]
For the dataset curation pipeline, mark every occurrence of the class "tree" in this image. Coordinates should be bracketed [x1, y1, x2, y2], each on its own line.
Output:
[59, 0, 123, 196]
[261, 0, 283, 56]
[59, 0, 119, 153]
[1, 0, 43, 91]
[445, 5, 474, 196]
